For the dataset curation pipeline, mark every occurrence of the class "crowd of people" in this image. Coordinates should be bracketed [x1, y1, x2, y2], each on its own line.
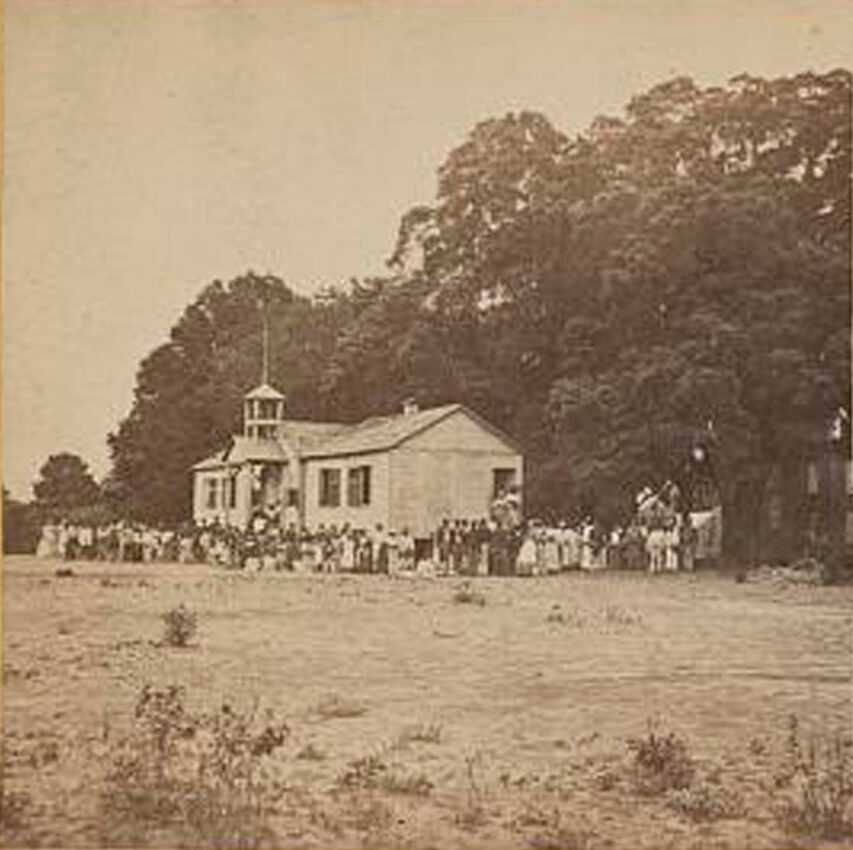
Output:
[34, 504, 711, 575]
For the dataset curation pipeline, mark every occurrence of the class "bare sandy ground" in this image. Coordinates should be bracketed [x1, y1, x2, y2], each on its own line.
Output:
[3, 555, 852, 849]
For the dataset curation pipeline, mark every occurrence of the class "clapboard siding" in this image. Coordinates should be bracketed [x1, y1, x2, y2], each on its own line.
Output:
[303, 452, 391, 531]
[390, 448, 523, 538]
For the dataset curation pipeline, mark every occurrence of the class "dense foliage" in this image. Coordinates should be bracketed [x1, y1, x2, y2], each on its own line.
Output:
[104, 70, 850, 549]
[33, 452, 101, 516]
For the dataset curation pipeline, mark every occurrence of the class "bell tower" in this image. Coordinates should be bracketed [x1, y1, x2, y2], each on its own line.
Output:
[244, 385, 286, 439]
[243, 298, 286, 439]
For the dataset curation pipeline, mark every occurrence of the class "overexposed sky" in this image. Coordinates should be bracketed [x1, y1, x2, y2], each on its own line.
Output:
[4, 0, 852, 499]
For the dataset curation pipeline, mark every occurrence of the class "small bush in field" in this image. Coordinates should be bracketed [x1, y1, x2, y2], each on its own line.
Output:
[315, 693, 366, 719]
[161, 604, 197, 647]
[668, 782, 743, 821]
[336, 754, 388, 790]
[336, 753, 432, 796]
[380, 769, 433, 796]
[626, 720, 694, 795]
[524, 808, 594, 850]
[452, 582, 486, 606]
[774, 715, 853, 839]
[101, 684, 289, 849]
[295, 742, 326, 761]
[396, 722, 443, 747]
[0, 789, 31, 834]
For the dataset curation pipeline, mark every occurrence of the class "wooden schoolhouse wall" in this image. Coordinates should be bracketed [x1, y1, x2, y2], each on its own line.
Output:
[388, 409, 523, 539]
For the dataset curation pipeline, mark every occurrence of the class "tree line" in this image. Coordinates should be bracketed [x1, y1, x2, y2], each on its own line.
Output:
[10, 70, 850, 558]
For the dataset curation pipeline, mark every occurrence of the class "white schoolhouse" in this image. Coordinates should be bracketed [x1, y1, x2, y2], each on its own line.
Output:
[192, 385, 523, 537]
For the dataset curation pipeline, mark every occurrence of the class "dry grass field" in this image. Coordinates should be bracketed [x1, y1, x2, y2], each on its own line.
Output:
[2, 555, 852, 849]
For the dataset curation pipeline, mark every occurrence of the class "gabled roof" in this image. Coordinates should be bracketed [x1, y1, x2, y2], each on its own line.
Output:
[225, 436, 287, 464]
[191, 436, 287, 471]
[192, 404, 523, 472]
[244, 383, 286, 400]
[192, 450, 226, 471]
[301, 403, 523, 459]
[277, 420, 351, 453]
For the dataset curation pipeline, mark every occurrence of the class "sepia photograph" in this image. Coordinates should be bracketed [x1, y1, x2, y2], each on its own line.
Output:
[2, 1, 852, 847]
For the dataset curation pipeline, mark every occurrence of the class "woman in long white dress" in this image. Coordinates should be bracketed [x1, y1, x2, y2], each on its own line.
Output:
[516, 532, 538, 577]
[36, 524, 58, 558]
[580, 520, 596, 570]
[544, 531, 561, 574]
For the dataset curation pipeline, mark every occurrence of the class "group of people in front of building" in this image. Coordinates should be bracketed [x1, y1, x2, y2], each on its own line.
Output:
[35, 504, 703, 576]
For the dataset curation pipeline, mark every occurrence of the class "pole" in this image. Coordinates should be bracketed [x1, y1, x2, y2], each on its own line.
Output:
[261, 306, 269, 386]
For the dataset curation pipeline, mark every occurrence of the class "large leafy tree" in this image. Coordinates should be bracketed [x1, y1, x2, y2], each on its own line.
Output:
[109, 69, 850, 548]
[325, 69, 851, 544]
[108, 272, 339, 522]
[33, 452, 100, 515]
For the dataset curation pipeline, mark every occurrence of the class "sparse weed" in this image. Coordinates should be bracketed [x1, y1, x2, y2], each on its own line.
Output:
[316, 693, 367, 720]
[774, 715, 853, 839]
[626, 719, 694, 795]
[0, 789, 31, 834]
[101, 684, 289, 849]
[336, 753, 432, 795]
[545, 605, 587, 628]
[160, 604, 197, 648]
[396, 722, 443, 748]
[455, 751, 489, 831]
[601, 603, 643, 628]
[523, 807, 594, 850]
[452, 583, 486, 607]
[295, 742, 326, 761]
[668, 781, 743, 821]
[381, 769, 433, 796]
[336, 754, 387, 790]
[347, 796, 394, 836]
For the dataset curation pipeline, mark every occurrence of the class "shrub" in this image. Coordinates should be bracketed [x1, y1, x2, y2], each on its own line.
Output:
[601, 604, 643, 627]
[0, 790, 31, 834]
[315, 693, 366, 719]
[396, 722, 443, 747]
[102, 685, 289, 849]
[775, 715, 853, 839]
[380, 769, 433, 796]
[626, 720, 694, 795]
[336, 754, 388, 790]
[452, 582, 486, 606]
[524, 808, 594, 850]
[336, 753, 432, 796]
[295, 743, 326, 761]
[668, 782, 743, 821]
[455, 752, 489, 831]
[161, 604, 197, 647]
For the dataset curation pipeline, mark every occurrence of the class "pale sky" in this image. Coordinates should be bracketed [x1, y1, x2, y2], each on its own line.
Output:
[4, 0, 852, 500]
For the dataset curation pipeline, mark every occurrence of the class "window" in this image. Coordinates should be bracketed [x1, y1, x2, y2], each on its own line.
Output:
[493, 468, 517, 498]
[257, 425, 276, 439]
[287, 488, 300, 508]
[319, 468, 341, 507]
[259, 400, 277, 419]
[205, 477, 218, 509]
[227, 474, 237, 509]
[348, 466, 371, 507]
